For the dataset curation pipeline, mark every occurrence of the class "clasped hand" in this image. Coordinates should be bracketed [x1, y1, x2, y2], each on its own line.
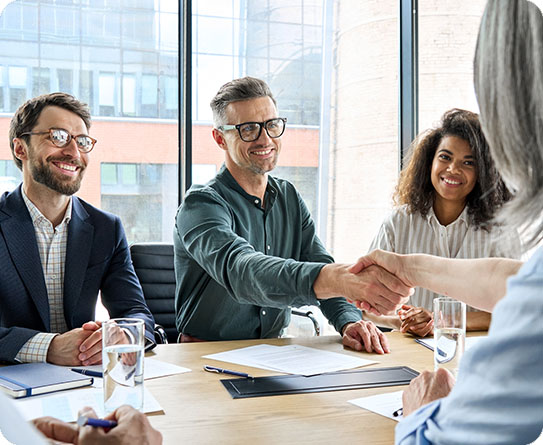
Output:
[47, 321, 129, 366]
[347, 250, 415, 316]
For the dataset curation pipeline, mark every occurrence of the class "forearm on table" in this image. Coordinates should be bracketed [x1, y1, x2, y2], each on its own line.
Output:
[409, 255, 522, 312]
[466, 311, 491, 331]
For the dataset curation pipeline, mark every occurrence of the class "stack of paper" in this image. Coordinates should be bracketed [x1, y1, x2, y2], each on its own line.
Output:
[203, 344, 377, 376]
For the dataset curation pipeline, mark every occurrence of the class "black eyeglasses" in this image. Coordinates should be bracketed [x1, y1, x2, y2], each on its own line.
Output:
[217, 117, 287, 142]
[19, 128, 97, 153]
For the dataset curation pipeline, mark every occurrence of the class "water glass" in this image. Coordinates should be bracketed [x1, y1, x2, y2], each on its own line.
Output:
[102, 318, 145, 413]
[433, 297, 466, 377]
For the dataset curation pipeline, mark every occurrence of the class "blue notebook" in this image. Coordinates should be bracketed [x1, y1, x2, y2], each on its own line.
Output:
[0, 363, 93, 398]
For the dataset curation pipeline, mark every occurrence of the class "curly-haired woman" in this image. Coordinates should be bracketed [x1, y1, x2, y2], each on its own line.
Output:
[366, 108, 520, 336]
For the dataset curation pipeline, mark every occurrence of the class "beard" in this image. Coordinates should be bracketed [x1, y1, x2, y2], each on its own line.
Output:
[28, 154, 86, 196]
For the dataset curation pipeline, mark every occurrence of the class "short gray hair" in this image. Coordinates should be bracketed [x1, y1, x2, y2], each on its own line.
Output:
[474, 0, 543, 250]
[210, 77, 277, 127]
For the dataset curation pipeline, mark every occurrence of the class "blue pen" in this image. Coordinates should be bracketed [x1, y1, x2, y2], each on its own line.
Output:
[203, 365, 253, 379]
[71, 368, 103, 378]
[77, 415, 117, 428]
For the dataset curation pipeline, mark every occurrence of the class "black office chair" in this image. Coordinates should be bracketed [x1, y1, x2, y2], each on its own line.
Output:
[130, 242, 178, 344]
[291, 309, 321, 336]
[130, 242, 320, 342]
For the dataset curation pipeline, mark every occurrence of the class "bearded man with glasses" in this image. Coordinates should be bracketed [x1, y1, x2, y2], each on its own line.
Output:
[174, 77, 412, 351]
[0, 92, 156, 365]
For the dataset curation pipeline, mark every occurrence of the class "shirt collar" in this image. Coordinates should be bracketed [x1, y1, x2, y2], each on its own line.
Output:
[22, 188, 73, 227]
[217, 164, 279, 209]
[426, 205, 469, 227]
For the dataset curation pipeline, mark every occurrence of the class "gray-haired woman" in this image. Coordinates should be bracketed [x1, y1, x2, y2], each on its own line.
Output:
[352, 1, 543, 443]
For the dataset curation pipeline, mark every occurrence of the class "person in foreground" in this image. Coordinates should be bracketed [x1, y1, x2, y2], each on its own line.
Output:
[353, 1, 543, 443]
[33, 405, 162, 445]
[366, 108, 520, 337]
[0, 92, 155, 365]
[174, 76, 412, 353]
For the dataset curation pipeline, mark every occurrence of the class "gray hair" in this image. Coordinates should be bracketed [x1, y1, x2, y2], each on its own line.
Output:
[474, 0, 543, 250]
[210, 76, 277, 127]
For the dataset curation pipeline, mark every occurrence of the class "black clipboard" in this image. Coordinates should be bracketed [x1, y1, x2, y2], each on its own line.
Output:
[220, 366, 419, 399]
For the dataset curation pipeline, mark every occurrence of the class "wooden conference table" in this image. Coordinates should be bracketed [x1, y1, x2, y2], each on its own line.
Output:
[144, 332, 449, 444]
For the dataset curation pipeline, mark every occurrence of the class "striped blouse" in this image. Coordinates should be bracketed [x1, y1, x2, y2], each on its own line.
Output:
[368, 205, 521, 311]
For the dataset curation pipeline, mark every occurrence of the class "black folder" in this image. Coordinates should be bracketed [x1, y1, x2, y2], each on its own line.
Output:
[221, 366, 419, 399]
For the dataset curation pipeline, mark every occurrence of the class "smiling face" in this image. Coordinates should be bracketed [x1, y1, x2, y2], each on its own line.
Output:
[214, 96, 282, 179]
[15, 106, 89, 196]
[430, 135, 478, 211]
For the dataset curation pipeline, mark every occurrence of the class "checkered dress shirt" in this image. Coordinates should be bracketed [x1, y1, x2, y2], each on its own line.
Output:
[15, 190, 72, 363]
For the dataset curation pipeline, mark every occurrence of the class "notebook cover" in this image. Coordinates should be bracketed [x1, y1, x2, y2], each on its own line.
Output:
[221, 366, 419, 399]
[0, 363, 93, 398]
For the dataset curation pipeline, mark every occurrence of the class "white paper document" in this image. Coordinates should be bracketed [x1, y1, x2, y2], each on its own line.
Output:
[416, 336, 487, 352]
[203, 344, 377, 376]
[73, 357, 191, 388]
[349, 390, 404, 421]
[15, 386, 162, 422]
[0, 391, 48, 445]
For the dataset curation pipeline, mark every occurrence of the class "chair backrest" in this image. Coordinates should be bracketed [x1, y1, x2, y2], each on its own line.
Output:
[130, 242, 178, 343]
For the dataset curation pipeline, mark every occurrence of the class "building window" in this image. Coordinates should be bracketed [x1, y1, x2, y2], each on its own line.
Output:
[8, 66, 27, 111]
[57, 68, 73, 95]
[141, 74, 158, 117]
[32, 67, 50, 98]
[99, 72, 116, 116]
[122, 74, 137, 116]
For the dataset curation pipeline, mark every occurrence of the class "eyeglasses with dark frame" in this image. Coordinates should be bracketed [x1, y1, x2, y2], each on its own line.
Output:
[217, 117, 287, 142]
[19, 128, 97, 153]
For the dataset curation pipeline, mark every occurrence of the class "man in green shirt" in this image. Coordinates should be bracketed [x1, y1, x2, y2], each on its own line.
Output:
[174, 77, 411, 353]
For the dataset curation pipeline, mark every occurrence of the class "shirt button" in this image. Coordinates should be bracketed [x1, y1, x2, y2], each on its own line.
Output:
[267, 245, 271, 250]
[51, 275, 57, 280]
[262, 310, 266, 316]
[254, 199, 259, 204]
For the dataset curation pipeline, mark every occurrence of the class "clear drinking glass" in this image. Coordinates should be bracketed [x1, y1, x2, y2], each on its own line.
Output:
[433, 297, 466, 377]
[102, 318, 145, 413]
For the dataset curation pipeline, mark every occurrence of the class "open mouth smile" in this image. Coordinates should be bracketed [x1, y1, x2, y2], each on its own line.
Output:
[441, 177, 462, 186]
[52, 161, 81, 175]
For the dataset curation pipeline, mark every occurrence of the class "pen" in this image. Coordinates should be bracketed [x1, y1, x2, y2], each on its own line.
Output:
[393, 407, 403, 417]
[71, 368, 103, 378]
[77, 415, 117, 428]
[203, 365, 253, 379]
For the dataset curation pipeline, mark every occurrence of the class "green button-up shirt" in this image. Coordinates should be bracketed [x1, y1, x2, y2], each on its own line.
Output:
[174, 165, 361, 340]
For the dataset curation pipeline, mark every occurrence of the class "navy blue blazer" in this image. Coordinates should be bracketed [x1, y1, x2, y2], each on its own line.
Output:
[0, 186, 155, 363]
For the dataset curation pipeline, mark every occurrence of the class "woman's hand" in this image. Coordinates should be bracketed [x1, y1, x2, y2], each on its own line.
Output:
[398, 305, 434, 337]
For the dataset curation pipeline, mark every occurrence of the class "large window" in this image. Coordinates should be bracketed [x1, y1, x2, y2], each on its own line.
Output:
[418, 1, 487, 130]
[0, 0, 179, 244]
[191, 1, 326, 225]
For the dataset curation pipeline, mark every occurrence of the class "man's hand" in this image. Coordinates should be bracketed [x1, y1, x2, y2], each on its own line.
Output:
[78, 321, 104, 366]
[314, 262, 413, 316]
[398, 305, 434, 337]
[34, 406, 162, 445]
[33, 416, 79, 444]
[347, 250, 416, 315]
[349, 249, 415, 287]
[402, 368, 455, 416]
[78, 406, 163, 445]
[46, 327, 97, 366]
[342, 320, 390, 354]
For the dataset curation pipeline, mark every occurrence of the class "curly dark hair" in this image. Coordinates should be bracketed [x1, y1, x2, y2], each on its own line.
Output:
[394, 108, 512, 229]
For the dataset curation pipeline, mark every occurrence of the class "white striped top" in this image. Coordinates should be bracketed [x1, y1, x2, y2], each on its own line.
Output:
[369, 205, 521, 311]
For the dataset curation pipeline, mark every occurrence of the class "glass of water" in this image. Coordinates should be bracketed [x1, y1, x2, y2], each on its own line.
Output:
[102, 318, 145, 413]
[433, 297, 466, 377]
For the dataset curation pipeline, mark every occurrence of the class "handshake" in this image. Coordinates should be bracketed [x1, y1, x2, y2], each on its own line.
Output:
[314, 249, 415, 315]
